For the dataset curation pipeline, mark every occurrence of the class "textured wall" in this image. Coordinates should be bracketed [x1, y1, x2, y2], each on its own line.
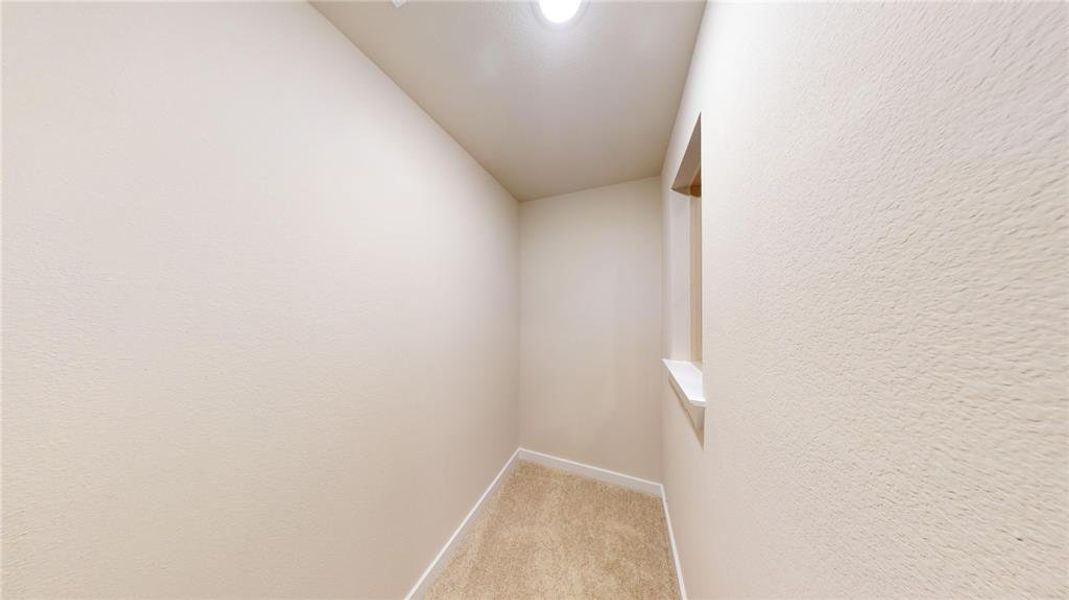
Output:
[661, 3, 1068, 597]
[3, 3, 518, 597]
[521, 178, 663, 481]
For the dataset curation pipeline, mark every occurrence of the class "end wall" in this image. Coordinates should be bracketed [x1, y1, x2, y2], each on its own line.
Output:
[521, 178, 663, 481]
[661, 3, 1068, 597]
[2, 3, 518, 598]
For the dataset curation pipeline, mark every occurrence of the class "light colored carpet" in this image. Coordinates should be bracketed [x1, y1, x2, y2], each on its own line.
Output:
[426, 461, 680, 600]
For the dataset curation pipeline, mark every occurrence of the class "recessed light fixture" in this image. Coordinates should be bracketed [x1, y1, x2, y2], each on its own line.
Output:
[537, 0, 584, 25]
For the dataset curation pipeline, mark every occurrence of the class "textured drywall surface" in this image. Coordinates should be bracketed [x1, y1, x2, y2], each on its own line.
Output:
[521, 178, 663, 481]
[314, 1, 704, 200]
[661, 2, 1068, 598]
[3, 3, 518, 598]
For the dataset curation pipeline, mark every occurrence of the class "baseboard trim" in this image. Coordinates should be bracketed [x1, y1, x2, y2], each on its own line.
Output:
[404, 447, 520, 600]
[404, 447, 688, 600]
[660, 486, 688, 600]
[515, 447, 662, 496]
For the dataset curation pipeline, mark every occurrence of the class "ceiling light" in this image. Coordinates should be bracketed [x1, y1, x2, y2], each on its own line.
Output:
[537, 0, 583, 24]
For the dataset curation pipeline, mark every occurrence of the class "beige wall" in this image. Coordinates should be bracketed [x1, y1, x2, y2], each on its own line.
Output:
[520, 178, 662, 481]
[661, 3, 1068, 598]
[2, 3, 518, 598]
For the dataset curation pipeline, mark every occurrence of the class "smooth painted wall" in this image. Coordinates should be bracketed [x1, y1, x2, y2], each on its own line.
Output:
[3, 3, 518, 598]
[661, 3, 1067, 597]
[521, 178, 662, 481]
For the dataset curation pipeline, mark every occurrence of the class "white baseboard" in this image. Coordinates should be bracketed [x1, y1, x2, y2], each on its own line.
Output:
[515, 448, 662, 496]
[660, 486, 688, 600]
[404, 447, 520, 600]
[404, 447, 688, 600]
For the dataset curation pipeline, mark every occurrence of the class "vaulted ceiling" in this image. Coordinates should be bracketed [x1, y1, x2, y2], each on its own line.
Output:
[314, 1, 705, 200]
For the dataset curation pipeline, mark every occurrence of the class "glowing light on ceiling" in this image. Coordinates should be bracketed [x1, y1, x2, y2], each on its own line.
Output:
[537, 0, 583, 24]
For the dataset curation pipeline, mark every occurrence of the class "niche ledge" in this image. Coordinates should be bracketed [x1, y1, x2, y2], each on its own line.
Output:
[662, 359, 706, 409]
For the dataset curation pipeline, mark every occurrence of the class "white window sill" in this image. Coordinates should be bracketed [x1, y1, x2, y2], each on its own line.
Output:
[662, 359, 706, 408]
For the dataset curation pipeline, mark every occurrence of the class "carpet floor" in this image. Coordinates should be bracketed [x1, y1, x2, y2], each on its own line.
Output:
[426, 461, 680, 600]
